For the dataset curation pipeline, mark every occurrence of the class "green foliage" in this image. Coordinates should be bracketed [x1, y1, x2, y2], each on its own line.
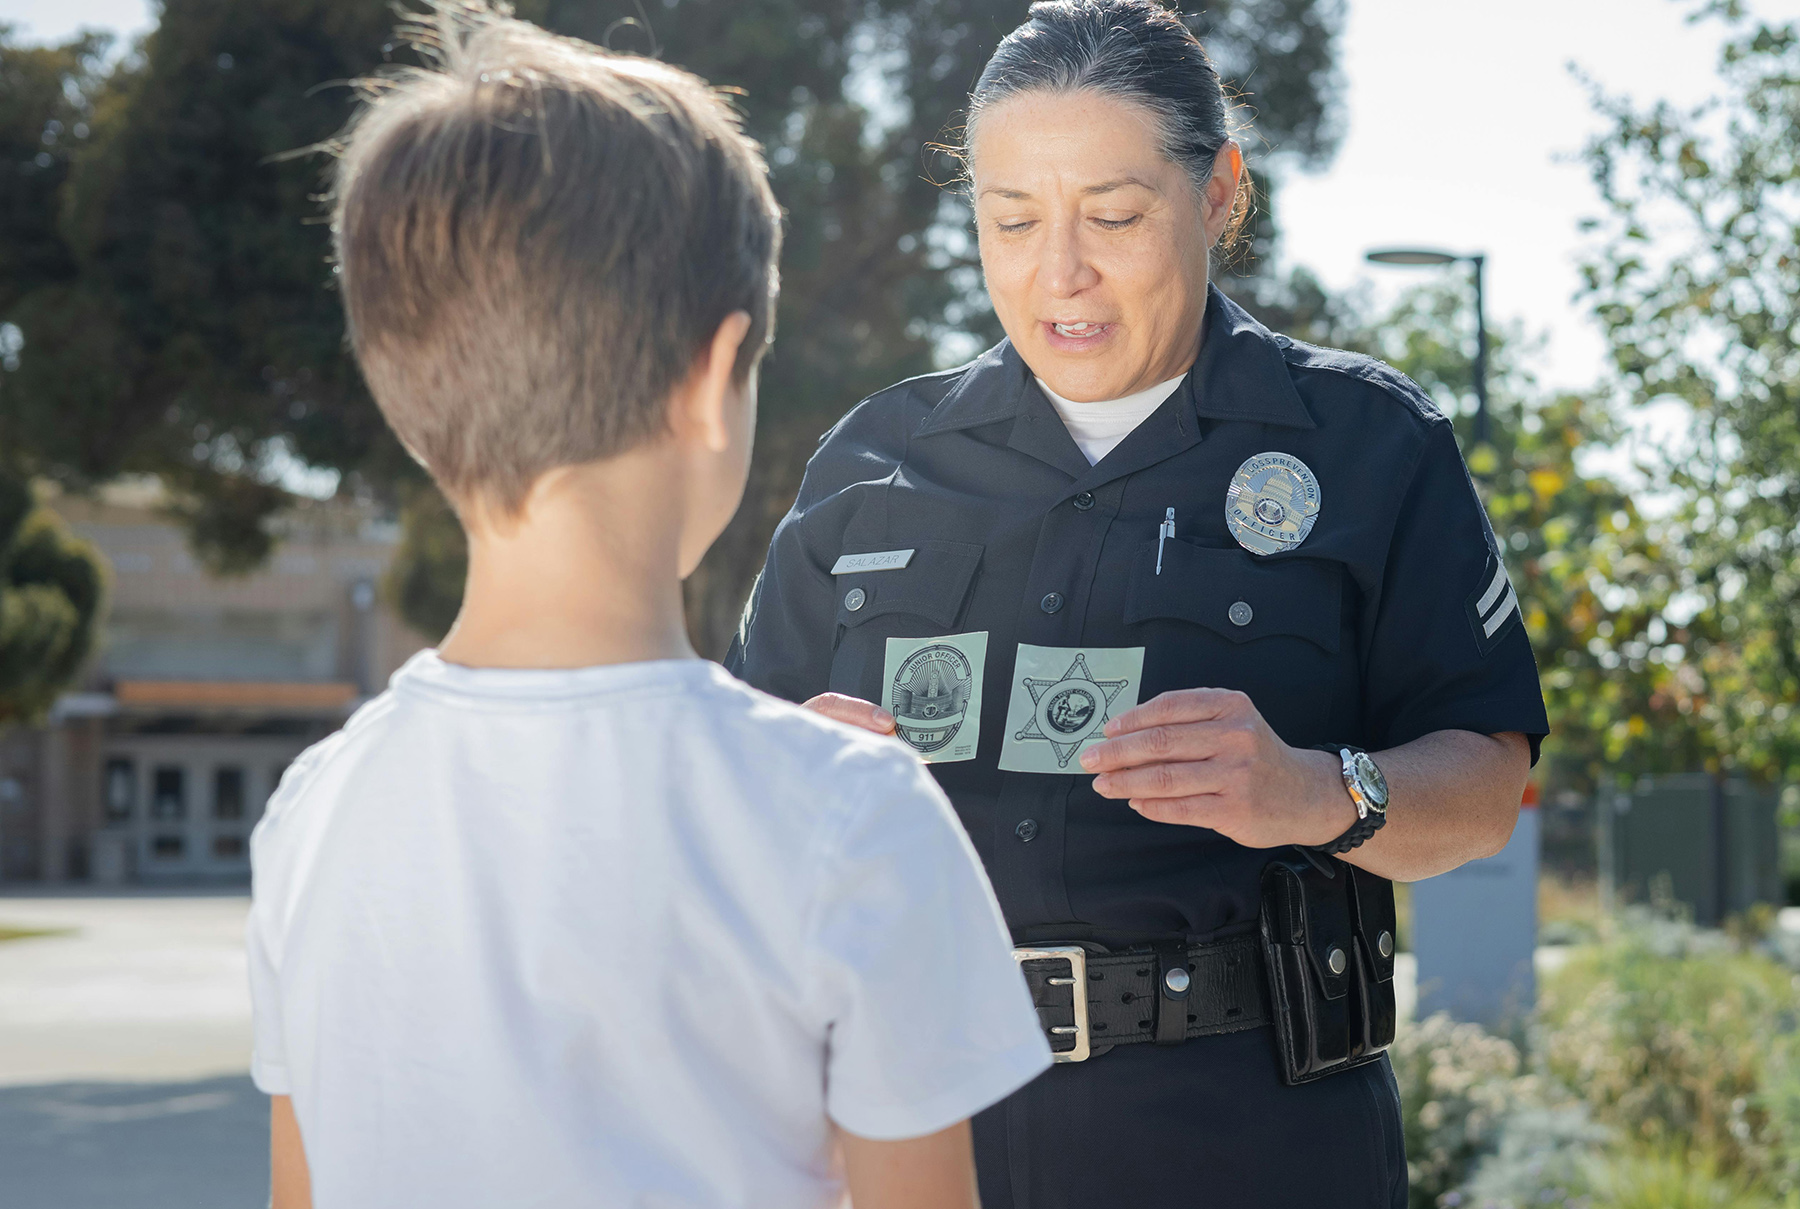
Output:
[0, 0, 1345, 656]
[1591, 1149, 1795, 1209]
[1392, 1012, 1532, 1206]
[1540, 916, 1796, 1182]
[0, 469, 105, 724]
[1577, 4, 1800, 781]
[383, 485, 466, 642]
[1394, 912, 1800, 1207]
[1336, 283, 1691, 790]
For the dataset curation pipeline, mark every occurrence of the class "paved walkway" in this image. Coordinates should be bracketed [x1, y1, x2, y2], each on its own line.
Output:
[0, 890, 253, 1086]
[0, 890, 265, 1208]
[0, 1075, 267, 1209]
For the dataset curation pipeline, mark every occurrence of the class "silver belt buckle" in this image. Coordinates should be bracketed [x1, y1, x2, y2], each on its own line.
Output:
[1012, 945, 1090, 1063]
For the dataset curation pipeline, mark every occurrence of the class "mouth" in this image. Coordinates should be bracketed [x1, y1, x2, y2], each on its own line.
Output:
[1049, 321, 1110, 340]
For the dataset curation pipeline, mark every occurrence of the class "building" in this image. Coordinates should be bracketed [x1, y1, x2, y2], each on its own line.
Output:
[0, 482, 430, 884]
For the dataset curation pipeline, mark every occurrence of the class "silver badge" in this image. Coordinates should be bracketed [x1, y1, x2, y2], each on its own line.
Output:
[1225, 452, 1322, 556]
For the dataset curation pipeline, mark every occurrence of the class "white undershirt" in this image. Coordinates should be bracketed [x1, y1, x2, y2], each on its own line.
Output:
[1036, 373, 1189, 465]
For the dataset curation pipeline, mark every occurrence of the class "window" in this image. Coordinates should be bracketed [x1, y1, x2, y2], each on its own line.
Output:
[104, 759, 136, 823]
[150, 767, 186, 820]
[213, 767, 245, 820]
[151, 834, 185, 859]
[212, 835, 245, 859]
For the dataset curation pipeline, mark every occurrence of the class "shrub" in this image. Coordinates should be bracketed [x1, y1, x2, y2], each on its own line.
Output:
[1538, 910, 1800, 1185]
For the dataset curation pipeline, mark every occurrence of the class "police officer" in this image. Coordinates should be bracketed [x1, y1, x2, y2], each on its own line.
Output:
[726, 2, 1549, 1204]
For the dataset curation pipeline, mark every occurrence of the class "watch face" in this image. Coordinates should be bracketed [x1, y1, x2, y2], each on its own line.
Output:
[1351, 752, 1389, 813]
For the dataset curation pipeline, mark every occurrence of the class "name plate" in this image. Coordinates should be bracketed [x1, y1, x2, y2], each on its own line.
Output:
[831, 549, 915, 575]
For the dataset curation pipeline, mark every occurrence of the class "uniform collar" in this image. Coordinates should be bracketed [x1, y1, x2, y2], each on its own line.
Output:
[913, 283, 1315, 442]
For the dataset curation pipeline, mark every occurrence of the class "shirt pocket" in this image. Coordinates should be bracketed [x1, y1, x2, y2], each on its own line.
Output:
[1122, 538, 1342, 655]
[834, 540, 985, 630]
[827, 540, 985, 699]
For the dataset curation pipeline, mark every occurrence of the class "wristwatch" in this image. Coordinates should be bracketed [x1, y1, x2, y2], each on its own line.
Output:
[1313, 745, 1389, 854]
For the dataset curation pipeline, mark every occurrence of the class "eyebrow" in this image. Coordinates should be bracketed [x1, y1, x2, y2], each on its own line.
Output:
[978, 176, 1162, 201]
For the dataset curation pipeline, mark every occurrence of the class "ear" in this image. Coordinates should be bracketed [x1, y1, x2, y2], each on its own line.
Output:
[671, 311, 755, 454]
[1202, 141, 1245, 246]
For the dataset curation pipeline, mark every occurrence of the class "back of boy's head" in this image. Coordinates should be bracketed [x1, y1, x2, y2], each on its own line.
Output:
[331, 3, 782, 514]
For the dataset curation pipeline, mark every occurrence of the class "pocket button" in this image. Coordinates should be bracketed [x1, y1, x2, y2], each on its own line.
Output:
[1228, 600, 1254, 627]
[844, 587, 867, 612]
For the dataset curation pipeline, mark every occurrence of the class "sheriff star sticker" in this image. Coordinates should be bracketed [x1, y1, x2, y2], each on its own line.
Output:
[1011, 653, 1132, 769]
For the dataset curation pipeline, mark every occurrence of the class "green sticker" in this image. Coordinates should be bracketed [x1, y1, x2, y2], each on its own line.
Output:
[998, 644, 1144, 774]
[882, 632, 988, 763]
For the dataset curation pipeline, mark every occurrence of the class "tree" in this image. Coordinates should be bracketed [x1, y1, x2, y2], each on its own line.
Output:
[0, 468, 105, 724]
[1338, 284, 1695, 791]
[1577, 2, 1800, 781]
[0, 0, 1345, 652]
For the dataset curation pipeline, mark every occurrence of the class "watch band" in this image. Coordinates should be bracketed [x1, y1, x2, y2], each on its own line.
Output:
[1310, 744, 1387, 854]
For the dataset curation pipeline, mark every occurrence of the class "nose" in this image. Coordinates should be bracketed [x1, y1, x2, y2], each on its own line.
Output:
[1040, 218, 1100, 298]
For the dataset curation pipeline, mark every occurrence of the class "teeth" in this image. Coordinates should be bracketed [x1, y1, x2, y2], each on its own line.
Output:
[1054, 322, 1100, 337]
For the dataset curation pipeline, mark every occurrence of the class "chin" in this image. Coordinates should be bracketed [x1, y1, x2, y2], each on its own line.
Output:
[1032, 358, 1134, 403]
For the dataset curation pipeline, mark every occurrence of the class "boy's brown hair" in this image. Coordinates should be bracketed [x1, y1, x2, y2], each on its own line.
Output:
[331, 3, 781, 513]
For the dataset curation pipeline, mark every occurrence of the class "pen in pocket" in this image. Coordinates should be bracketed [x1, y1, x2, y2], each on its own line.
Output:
[1156, 507, 1175, 575]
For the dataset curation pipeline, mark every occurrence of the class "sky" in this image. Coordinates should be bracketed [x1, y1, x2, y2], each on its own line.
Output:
[1276, 0, 1800, 392]
[7, 0, 1799, 392]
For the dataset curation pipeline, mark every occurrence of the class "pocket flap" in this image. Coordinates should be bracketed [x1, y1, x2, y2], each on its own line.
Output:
[834, 540, 984, 629]
[1124, 541, 1341, 654]
[1263, 860, 1355, 1002]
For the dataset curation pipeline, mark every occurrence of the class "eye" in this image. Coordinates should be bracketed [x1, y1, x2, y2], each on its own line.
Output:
[994, 219, 1037, 234]
[1092, 215, 1141, 231]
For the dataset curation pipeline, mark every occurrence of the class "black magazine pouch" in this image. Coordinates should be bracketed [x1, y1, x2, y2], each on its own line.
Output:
[1258, 854, 1398, 1085]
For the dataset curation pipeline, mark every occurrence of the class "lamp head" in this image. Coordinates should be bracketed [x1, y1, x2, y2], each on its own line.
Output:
[1366, 248, 1459, 266]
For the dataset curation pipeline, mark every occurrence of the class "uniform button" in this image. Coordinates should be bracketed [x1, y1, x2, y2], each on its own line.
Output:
[1040, 592, 1064, 614]
[1015, 818, 1039, 842]
[1228, 600, 1253, 627]
[1071, 492, 1095, 512]
[844, 587, 867, 612]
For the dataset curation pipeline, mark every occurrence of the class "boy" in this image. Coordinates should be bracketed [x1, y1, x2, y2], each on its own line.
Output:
[246, 7, 1051, 1207]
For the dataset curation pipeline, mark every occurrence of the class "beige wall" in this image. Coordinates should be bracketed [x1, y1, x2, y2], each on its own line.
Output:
[0, 484, 433, 882]
[51, 485, 430, 693]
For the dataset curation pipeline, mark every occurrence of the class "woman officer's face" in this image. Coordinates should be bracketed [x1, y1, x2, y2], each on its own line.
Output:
[971, 89, 1242, 402]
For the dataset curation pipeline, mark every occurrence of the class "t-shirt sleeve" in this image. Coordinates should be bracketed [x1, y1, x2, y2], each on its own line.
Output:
[1362, 420, 1550, 761]
[245, 902, 291, 1095]
[808, 754, 1051, 1140]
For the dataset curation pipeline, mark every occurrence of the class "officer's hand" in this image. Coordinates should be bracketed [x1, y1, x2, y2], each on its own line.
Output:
[1078, 689, 1354, 849]
[802, 693, 898, 736]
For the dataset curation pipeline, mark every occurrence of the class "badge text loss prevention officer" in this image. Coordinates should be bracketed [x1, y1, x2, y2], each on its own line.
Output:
[999, 644, 1144, 774]
[882, 632, 987, 763]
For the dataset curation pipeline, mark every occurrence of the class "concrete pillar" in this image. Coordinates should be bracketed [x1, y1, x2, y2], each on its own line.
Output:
[1412, 804, 1540, 1030]
[38, 723, 70, 884]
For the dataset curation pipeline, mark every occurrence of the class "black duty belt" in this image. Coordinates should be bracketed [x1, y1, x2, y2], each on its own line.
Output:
[1013, 937, 1269, 1062]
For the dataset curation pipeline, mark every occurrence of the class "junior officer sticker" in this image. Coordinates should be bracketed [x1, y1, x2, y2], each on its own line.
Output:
[1225, 452, 1322, 556]
[882, 632, 987, 763]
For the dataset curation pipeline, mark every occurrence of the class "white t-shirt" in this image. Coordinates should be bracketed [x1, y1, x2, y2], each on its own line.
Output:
[1036, 373, 1188, 464]
[247, 652, 1049, 1209]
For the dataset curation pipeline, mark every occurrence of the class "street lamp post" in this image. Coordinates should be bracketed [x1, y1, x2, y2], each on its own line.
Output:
[1365, 248, 1490, 447]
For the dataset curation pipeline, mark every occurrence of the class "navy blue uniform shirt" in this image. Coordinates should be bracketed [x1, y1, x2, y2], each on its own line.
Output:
[727, 285, 1548, 947]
